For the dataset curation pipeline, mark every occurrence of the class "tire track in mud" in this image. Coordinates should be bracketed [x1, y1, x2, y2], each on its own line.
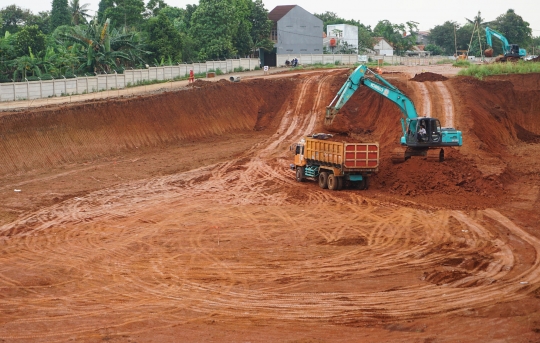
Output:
[0, 73, 537, 341]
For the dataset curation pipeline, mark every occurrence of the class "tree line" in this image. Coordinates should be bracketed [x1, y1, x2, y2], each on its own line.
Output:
[0, 1, 538, 82]
[0, 0, 275, 82]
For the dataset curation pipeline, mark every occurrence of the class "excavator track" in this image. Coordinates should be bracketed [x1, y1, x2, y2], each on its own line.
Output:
[391, 148, 407, 163]
[427, 148, 444, 162]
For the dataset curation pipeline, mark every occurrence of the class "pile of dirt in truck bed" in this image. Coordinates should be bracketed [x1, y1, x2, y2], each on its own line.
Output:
[409, 72, 448, 82]
[0, 78, 296, 175]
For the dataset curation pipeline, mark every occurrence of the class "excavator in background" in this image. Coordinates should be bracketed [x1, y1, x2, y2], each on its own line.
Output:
[484, 27, 526, 62]
[325, 65, 462, 163]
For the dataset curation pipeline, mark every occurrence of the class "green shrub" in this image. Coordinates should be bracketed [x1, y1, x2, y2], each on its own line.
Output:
[436, 59, 455, 64]
[452, 60, 471, 67]
[458, 60, 540, 79]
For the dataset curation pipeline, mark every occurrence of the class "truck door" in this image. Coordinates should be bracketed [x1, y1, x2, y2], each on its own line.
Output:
[294, 144, 305, 166]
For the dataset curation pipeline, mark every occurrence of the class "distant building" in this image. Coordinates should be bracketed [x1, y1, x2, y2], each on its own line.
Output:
[324, 24, 358, 53]
[268, 5, 323, 55]
[416, 31, 431, 45]
[373, 37, 394, 56]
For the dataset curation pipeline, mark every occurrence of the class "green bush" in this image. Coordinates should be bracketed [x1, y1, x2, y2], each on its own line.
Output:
[452, 60, 471, 67]
[436, 59, 455, 64]
[458, 61, 540, 79]
[233, 66, 245, 72]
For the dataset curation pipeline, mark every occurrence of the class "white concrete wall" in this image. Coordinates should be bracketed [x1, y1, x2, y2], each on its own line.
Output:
[0, 58, 259, 102]
[276, 54, 358, 66]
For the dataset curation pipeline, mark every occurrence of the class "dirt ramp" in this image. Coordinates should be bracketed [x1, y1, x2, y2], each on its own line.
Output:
[450, 75, 540, 152]
[0, 78, 295, 175]
[410, 72, 448, 82]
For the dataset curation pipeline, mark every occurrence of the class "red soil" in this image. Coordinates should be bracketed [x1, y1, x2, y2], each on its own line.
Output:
[1, 69, 540, 342]
[409, 72, 449, 82]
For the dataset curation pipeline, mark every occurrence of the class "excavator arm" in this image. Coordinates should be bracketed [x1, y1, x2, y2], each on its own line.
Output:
[326, 65, 419, 123]
[325, 64, 462, 154]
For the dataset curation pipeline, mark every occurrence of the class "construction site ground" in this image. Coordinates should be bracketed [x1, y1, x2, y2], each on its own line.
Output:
[0, 64, 540, 342]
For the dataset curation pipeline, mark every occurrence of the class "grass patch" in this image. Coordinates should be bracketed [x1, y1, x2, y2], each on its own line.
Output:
[452, 60, 471, 68]
[436, 59, 455, 64]
[458, 61, 540, 79]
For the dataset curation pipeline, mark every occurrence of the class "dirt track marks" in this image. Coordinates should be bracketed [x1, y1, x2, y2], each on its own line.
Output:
[0, 73, 537, 341]
[413, 81, 455, 127]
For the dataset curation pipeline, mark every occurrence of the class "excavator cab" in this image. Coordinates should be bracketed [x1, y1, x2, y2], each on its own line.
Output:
[405, 117, 442, 145]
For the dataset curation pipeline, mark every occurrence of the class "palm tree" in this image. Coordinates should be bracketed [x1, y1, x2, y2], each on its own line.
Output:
[70, 0, 91, 25]
[61, 18, 149, 73]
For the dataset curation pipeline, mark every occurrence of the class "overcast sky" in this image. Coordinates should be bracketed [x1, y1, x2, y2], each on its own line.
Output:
[9, 0, 540, 34]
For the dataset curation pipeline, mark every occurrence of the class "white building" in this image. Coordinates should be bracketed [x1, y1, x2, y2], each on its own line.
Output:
[325, 24, 358, 53]
[373, 37, 394, 56]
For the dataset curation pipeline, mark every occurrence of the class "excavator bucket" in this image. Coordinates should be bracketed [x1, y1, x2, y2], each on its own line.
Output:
[484, 48, 494, 57]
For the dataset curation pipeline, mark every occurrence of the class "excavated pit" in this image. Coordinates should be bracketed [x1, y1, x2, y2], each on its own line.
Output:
[1, 69, 540, 342]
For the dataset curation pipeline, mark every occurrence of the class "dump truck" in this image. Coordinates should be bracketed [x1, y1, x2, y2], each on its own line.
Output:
[291, 133, 379, 190]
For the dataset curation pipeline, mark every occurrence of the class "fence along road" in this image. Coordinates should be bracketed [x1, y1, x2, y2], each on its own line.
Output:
[0, 59, 259, 104]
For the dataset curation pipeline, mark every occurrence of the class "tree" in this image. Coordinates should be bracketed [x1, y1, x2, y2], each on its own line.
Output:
[26, 11, 51, 34]
[104, 0, 145, 28]
[231, 0, 253, 57]
[15, 25, 46, 56]
[190, 0, 237, 60]
[374, 20, 418, 55]
[0, 5, 33, 35]
[61, 18, 148, 72]
[491, 9, 532, 47]
[50, 0, 71, 31]
[248, 0, 273, 54]
[144, 12, 182, 62]
[97, 0, 113, 23]
[428, 21, 458, 55]
[69, 0, 91, 25]
[146, 0, 167, 17]
[528, 36, 540, 55]
[424, 44, 443, 55]
[12, 48, 43, 80]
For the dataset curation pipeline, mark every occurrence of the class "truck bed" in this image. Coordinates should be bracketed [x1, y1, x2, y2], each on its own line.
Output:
[304, 138, 379, 171]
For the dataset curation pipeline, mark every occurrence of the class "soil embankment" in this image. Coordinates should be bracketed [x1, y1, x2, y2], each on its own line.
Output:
[1, 69, 540, 342]
[0, 78, 295, 175]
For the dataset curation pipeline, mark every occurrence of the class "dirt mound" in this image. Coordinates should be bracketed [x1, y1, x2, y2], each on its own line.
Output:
[0, 78, 296, 175]
[409, 72, 448, 82]
[369, 149, 507, 209]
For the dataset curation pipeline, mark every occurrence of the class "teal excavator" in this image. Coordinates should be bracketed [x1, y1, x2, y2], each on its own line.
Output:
[325, 65, 462, 162]
[484, 27, 526, 62]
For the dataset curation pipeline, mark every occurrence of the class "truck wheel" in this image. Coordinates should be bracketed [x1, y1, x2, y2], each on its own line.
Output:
[328, 174, 339, 191]
[295, 167, 305, 182]
[337, 177, 343, 190]
[357, 178, 367, 190]
[318, 172, 329, 189]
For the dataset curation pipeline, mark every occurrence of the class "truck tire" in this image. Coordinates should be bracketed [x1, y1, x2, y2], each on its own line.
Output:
[337, 177, 343, 190]
[318, 172, 329, 189]
[328, 174, 340, 191]
[358, 177, 369, 190]
[295, 167, 305, 182]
